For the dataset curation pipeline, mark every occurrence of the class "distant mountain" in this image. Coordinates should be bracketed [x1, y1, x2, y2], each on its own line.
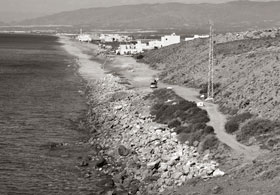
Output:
[18, 1, 280, 31]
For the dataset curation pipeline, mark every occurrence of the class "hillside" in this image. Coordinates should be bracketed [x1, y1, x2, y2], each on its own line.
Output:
[140, 33, 280, 121]
[18, 1, 280, 32]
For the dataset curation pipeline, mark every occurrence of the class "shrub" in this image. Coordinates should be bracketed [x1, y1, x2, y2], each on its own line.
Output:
[174, 126, 192, 134]
[236, 118, 280, 142]
[225, 120, 239, 134]
[168, 119, 181, 128]
[198, 134, 219, 152]
[177, 133, 189, 144]
[136, 54, 144, 59]
[204, 125, 215, 134]
[225, 112, 253, 134]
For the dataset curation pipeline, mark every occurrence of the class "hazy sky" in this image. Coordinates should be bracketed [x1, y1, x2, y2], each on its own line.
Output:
[0, 0, 278, 22]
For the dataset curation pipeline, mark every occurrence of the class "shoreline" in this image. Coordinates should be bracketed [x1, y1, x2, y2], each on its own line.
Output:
[59, 36, 227, 194]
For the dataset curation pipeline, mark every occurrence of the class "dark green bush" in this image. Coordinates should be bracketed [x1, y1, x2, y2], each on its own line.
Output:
[225, 112, 253, 134]
[147, 88, 218, 151]
[236, 119, 280, 142]
[175, 126, 192, 134]
[168, 119, 181, 128]
[225, 120, 239, 134]
[204, 126, 215, 134]
[198, 134, 219, 152]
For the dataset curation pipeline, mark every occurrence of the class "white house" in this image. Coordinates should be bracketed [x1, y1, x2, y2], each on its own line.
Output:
[76, 34, 92, 42]
[161, 33, 180, 47]
[116, 44, 142, 55]
[185, 34, 210, 42]
[148, 40, 162, 49]
[100, 34, 132, 42]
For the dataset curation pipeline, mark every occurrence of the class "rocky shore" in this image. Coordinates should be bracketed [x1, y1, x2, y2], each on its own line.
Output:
[84, 74, 224, 194]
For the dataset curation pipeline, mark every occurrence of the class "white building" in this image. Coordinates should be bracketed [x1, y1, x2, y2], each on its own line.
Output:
[148, 40, 162, 49]
[76, 34, 92, 42]
[100, 34, 132, 42]
[185, 34, 209, 42]
[161, 33, 180, 47]
[116, 44, 142, 55]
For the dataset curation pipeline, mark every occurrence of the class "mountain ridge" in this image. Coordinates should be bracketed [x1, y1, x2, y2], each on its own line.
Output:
[17, 1, 280, 31]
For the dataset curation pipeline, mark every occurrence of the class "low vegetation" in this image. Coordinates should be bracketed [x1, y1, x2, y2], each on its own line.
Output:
[225, 112, 253, 134]
[146, 88, 219, 151]
[236, 118, 280, 144]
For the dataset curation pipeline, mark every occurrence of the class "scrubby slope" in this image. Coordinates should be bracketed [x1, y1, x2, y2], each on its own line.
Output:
[141, 36, 280, 121]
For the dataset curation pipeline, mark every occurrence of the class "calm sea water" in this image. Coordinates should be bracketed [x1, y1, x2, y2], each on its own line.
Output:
[0, 34, 106, 195]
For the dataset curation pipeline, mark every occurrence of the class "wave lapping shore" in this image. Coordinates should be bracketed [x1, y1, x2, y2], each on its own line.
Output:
[84, 74, 224, 194]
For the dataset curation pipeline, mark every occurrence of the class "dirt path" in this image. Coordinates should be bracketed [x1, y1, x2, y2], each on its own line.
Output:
[59, 38, 261, 160]
[107, 55, 261, 160]
[160, 84, 260, 160]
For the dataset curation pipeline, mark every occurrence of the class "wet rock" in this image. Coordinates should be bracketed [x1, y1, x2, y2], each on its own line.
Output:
[79, 158, 89, 167]
[118, 145, 130, 156]
[95, 156, 107, 168]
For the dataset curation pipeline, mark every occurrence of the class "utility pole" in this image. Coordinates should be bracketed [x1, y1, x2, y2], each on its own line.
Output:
[206, 22, 214, 102]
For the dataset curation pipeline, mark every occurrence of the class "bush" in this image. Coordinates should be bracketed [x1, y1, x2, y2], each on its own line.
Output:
[147, 88, 217, 151]
[204, 125, 215, 134]
[225, 112, 253, 134]
[168, 119, 181, 128]
[174, 126, 192, 134]
[198, 134, 219, 152]
[236, 118, 280, 142]
[225, 120, 239, 134]
[177, 133, 189, 144]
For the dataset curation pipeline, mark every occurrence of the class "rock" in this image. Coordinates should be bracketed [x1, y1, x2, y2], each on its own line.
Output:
[213, 169, 225, 177]
[95, 156, 107, 168]
[193, 141, 199, 147]
[118, 145, 130, 156]
[79, 158, 89, 167]
[183, 165, 190, 174]
[114, 105, 123, 110]
[159, 163, 168, 171]
[212, 185, 223, 194]
[147, 160, 160, 170]
[173, 172, 183, 180]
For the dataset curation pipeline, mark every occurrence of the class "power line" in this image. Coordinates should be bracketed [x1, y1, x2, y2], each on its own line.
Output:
[206, 23, 214, 102]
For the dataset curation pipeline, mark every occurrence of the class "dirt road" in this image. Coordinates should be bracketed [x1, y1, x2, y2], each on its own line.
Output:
[107, 55, 261, 160]
[59, 37, 261, 160]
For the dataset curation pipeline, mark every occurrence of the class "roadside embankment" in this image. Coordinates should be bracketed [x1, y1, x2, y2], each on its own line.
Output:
[85, 74, 225, 194]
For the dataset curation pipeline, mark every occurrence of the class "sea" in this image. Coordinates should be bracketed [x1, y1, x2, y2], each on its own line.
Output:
[0, 34, 108, 195]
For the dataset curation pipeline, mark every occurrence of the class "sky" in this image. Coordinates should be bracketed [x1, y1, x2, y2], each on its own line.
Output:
[0, 0, 278, 22]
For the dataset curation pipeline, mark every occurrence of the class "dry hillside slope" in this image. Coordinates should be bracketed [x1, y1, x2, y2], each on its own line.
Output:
[141, 36, 280, 121]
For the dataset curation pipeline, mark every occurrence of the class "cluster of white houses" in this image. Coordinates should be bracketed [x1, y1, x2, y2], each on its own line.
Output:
[76, 31, 209, 55]
[116, 33, 181, 55]
[76, 32, 132, 43]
